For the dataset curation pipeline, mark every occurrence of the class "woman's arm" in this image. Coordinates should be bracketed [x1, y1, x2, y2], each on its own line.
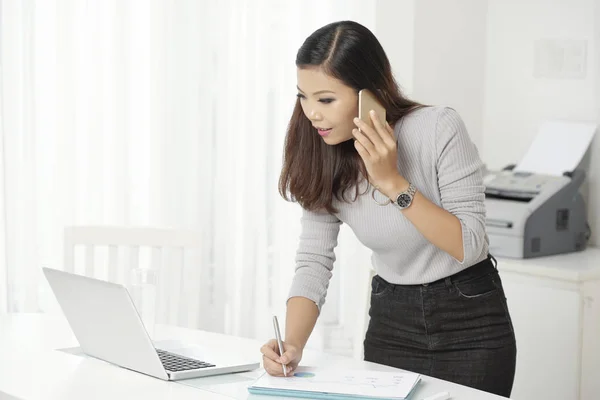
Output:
[284, 296, 319, 351]
[379, 175, 465, 262]
[261, 208, 341, 376]
[353, 108, 486, 265]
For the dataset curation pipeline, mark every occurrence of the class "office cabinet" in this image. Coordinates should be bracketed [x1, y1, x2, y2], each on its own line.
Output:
[498, 250, 600, 400]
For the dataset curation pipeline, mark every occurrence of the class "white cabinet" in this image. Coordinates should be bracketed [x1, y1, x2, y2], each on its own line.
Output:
[500, 271, 582, 399]
[498, 249, 600, 400]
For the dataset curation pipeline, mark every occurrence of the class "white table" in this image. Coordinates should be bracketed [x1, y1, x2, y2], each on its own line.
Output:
[0, 314, 508, 400]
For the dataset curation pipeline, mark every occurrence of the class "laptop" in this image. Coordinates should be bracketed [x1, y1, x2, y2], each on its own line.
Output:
[43, 267, 260, 381]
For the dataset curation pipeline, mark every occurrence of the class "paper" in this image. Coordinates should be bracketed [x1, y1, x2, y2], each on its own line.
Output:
[514, 121, 597, 176]
[248, 367, 421, 399]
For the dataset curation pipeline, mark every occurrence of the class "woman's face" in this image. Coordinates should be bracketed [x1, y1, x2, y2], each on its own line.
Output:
[296, 67, 358, 145]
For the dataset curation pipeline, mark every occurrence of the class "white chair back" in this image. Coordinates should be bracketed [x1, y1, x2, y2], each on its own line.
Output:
[63, 226, 207, 329]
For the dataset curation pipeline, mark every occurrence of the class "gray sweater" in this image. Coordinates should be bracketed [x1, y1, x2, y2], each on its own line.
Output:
[287, 106, 489, 310]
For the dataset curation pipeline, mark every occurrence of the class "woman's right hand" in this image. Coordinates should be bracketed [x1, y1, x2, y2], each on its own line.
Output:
[260, 339, 302, 377]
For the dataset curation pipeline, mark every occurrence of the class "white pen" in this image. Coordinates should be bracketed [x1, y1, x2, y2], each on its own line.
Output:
[422, 391, 450, 400]
[272, 315, 287, 377]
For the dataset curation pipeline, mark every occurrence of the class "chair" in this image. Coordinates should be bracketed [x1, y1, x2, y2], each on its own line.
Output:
[352, 267, 376, 360]
[63, 226, 207, 329]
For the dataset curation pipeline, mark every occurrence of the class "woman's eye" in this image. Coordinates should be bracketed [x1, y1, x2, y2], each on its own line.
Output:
[296, 93, 305, 100]
[319, 98, 334, 104]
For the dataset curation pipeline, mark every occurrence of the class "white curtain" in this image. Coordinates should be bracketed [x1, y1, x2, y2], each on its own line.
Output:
[0, 0, 376, 349]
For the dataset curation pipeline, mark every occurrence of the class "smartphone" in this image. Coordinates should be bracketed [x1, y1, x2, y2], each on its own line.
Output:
[358, 89, 386, 131]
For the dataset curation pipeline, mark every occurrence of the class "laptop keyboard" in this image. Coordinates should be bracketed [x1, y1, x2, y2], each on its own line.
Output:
[156, 349, 216, 372]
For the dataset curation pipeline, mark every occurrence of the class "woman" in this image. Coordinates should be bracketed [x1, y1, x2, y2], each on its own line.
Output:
[260, 20, 516, 397]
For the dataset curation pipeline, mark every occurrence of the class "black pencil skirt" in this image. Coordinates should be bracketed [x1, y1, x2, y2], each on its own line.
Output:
[363, 255, 517, 397]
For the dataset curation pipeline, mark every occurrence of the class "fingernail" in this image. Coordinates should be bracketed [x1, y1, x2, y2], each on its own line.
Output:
[370, 110, 375, 115]
[280, 356, 287, 364]
[353, 117, 359, 123]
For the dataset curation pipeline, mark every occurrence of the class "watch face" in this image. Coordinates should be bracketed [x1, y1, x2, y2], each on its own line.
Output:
[397, 193, 412, 208]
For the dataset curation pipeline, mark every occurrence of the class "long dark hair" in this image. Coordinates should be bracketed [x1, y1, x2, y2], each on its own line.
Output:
[279, 21, 422, 213]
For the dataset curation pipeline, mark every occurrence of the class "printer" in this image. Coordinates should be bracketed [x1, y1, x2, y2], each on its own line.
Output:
[484, 166, 589, 259]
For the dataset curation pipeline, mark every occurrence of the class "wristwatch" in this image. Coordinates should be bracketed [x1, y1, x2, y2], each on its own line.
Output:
[394, 183, 417, 209]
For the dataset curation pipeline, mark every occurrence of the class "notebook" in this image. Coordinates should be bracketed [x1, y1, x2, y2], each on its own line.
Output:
[247, 367, 421, 400]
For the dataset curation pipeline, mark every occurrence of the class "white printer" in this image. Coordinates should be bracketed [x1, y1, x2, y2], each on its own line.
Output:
[484, 166, 589, 259]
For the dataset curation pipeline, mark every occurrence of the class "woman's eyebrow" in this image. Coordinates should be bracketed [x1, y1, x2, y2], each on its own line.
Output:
[296, 86, 335, 95]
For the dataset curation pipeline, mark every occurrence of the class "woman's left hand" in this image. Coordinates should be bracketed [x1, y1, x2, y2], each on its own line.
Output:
[353, 111, 401, 194]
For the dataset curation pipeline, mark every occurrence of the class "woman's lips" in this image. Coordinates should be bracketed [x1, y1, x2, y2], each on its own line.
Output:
[317, 128, 332, 137]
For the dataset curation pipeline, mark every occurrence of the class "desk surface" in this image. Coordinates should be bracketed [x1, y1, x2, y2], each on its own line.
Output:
[497, 247, 600, 282]
[0, 314, 508, 400]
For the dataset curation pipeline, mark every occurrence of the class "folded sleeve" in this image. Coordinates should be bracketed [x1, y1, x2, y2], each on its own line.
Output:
[287, 208, 342, 312]
[435, 107, 488, 266]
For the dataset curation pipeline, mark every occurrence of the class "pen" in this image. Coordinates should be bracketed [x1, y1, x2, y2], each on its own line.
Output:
[421, 391, 450, 400]
[272, 315, 287, 377]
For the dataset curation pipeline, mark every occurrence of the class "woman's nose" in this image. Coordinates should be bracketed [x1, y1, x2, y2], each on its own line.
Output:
[309, 109, 323, 121]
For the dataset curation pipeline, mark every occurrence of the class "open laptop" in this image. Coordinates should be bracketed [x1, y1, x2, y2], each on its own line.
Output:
[43, 267, 259, 381]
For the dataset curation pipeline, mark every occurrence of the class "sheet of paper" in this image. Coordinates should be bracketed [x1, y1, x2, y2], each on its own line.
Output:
[250, 367, 421, 399]
[514, 121, 597, 176]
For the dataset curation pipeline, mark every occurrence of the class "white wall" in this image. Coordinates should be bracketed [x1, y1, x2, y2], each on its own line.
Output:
[375, 0, 415, 95]
[483, 0, 599, 245]
[412, 0, 489, 150]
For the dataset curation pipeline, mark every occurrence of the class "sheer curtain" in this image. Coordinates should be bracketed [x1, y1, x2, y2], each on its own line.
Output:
[0, 0, 377, 348]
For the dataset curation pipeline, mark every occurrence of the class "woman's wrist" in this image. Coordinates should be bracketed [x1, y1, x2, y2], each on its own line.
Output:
[377, 174, 409, 200]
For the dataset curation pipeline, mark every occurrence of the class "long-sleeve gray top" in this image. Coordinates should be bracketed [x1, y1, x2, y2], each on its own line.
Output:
[288, 106, 489, 310]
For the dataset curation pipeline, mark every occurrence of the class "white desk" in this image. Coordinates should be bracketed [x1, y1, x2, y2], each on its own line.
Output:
[0, 314, 509, 400]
